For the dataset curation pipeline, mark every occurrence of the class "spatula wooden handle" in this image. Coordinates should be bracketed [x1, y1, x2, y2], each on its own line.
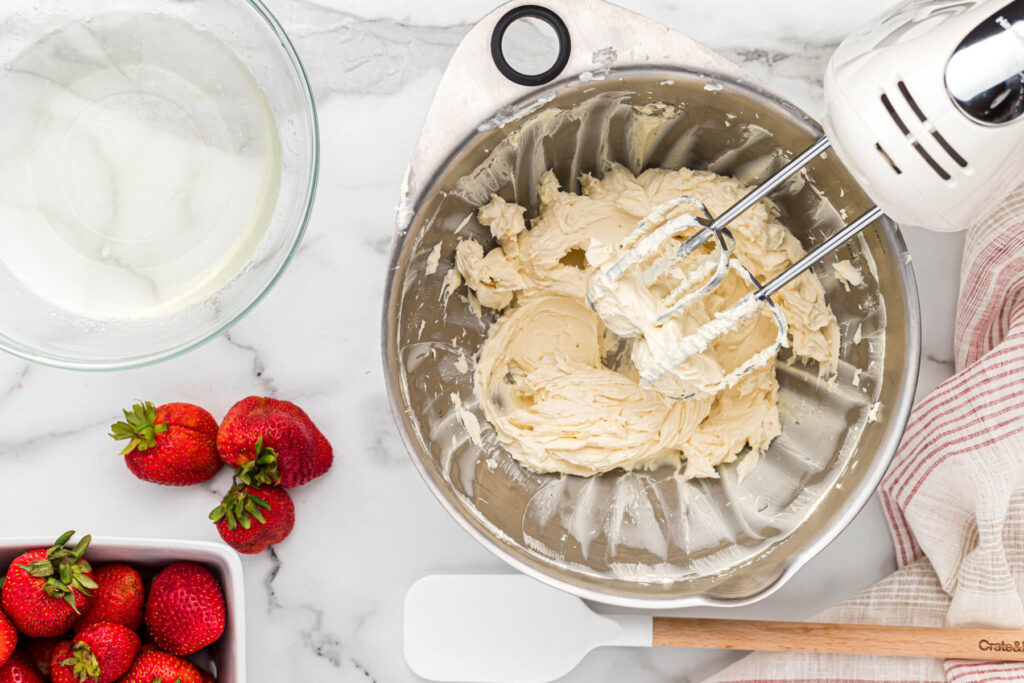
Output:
[652, 617, 1024, 661]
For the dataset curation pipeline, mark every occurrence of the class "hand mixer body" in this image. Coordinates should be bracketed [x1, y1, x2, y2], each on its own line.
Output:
[825, 0, 1024, 231]
[587, 0, 1024, 396]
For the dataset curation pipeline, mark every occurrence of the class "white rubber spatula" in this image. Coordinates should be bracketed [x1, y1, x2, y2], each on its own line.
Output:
[405, 575, 1024, 682]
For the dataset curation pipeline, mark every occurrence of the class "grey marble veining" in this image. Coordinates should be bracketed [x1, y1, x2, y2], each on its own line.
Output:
[0, 0, 963, 681]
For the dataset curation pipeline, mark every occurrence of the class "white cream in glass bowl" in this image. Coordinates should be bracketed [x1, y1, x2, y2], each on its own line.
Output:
[0, 0, 318, 369]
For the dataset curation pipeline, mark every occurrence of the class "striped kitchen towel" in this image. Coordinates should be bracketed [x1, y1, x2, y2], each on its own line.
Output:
[706, 187, 1024, 683]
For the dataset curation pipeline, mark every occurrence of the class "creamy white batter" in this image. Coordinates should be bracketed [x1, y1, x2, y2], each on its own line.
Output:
[453, 165, 839, 478]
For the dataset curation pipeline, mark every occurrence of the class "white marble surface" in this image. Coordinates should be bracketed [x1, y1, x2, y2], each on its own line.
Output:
[0, 0, 966, 680]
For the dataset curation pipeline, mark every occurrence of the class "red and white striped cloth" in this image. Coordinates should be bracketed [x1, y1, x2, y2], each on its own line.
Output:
[706, 187, 1024, 683]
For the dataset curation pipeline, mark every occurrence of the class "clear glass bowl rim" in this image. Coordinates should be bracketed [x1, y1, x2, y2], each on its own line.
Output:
[0, 0, 321, 372]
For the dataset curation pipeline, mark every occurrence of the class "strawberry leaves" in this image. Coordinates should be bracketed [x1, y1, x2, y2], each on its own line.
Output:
[18, 531, 95, 613]
[232, 437, 281, 487]
[211, 437, 281, 531]
[110, 402, 169, 455]
[209, 485, 272, 531]
[62, 641, 101, 681]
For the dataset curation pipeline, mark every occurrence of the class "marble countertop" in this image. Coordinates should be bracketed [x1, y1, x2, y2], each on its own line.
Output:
[0, 0, 965, 680]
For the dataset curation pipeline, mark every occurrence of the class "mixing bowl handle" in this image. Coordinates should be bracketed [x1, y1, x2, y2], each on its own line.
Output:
[489, 5, 572, 87]
[397, 0, 764, 231]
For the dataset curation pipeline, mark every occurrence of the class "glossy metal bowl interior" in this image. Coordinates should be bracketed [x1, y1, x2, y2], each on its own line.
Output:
[384, 68, 920, 607]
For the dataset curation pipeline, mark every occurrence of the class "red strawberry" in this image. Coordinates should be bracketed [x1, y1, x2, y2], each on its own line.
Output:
[20, 639, 56, 676]
[76, 565, 145, 633]
[0, 651, 45, 683]
[117, 645, 201, 683]
[110, 402, 222, 486]
[51, 623, 139, 683]
[48, 642, 71, 680]
[145, 563, 225, 656]
[1, 532, 96, 637]
[210, 484, 295, 554]
[0, 611, 15, 669]
[217, 397, 333, 487]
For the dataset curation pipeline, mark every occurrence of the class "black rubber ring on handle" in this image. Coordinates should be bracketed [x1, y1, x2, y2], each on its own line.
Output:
[490, 5, 571, 87]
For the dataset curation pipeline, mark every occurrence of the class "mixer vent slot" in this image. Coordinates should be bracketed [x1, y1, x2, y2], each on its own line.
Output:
[880, 93, 951, 181]
[898, 81, 969, 168]
[881, 93, 911, 135]
[875, 143, 902, 174]
[911, 140, 951, 180]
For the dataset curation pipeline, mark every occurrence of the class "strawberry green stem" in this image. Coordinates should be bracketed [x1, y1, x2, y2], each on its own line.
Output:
[233, 437, 282, 487]
[109, 401, 169, 455]
[62, 641, 101, 681]
[210, 484, 273, 531]
[18, 531, 95, 613]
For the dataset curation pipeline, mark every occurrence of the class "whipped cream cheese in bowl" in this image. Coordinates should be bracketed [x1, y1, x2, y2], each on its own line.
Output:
[383, 0, 920, 607]
[0, 0, 317, 369]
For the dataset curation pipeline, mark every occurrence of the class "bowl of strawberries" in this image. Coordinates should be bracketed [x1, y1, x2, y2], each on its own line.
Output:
[0, 532, 244, 682]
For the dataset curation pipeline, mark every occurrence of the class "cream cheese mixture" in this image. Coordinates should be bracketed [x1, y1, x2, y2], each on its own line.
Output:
[452, 164, 839, 479]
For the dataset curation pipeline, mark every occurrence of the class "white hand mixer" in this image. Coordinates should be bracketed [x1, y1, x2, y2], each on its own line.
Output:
[588, 0, 1024, 395]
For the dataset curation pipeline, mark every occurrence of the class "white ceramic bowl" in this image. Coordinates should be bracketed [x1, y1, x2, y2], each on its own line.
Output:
[0, 537, 245, 682]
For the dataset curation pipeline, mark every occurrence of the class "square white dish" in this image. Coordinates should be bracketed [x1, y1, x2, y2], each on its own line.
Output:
[0, 536, 245, 682]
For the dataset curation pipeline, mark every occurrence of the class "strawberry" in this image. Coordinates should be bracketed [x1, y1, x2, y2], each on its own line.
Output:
[1, 532, 95, 637]
[76, 565, 145, 633]
[117, 646, 201, 683]
[145, 563, 225, 656]
[51, 623, 139, 683]
[48, 642, 72, 680]
[0, 651, 45, 683]
[0, 610, 15, 669]
[110, 401, 222, 486]
[210, 484, 295, 554]
[20, 639, 56, 676]
[217, 397, 333, 487]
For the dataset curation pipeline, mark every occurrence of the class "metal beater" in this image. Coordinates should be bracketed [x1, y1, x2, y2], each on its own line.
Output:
[588, 0, 1024, 395]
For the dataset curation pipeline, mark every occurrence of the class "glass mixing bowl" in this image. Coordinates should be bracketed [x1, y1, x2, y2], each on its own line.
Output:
[0, 0, 318, 370]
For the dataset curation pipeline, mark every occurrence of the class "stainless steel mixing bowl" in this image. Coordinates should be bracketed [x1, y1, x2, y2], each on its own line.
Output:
[383, 0, 920, 607]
